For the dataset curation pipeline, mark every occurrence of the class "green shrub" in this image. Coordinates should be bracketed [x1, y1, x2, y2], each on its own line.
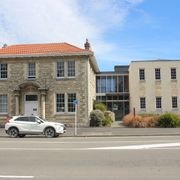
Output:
[103, 111, 114, 127]
[94, 103, 107, 112]
[158, 113, 178, 128]
[90, 110, 105, 127]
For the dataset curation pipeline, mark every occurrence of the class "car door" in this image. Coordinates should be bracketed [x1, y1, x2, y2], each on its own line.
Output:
[14, 117, 32, 133]
[28, 117, 44, 134]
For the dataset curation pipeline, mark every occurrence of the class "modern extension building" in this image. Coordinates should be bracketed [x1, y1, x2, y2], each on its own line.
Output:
[129, 60, 180, 115]
[0, 41, 99, 126]
[96, 66, 129, 121]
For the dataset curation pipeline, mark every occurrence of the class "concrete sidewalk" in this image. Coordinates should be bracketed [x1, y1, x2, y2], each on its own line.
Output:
[1, 127, 180, 137]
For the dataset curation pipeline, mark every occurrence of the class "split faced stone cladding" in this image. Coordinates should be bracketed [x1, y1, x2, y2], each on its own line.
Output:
[0, 55, 96, 126]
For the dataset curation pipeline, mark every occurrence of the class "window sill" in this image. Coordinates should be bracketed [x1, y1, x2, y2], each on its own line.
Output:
[140, 109, 146, 112]
[55, 113, 75, 116]
[56, 77, 76, 81]
[139, 80, 146, 82]
[0, 113, 8, 115]
[27, 78, 36, 81]
[0, 78, 8, 81]
[172, 108, 179, 111]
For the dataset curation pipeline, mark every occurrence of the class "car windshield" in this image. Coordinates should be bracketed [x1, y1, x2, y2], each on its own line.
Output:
[36, 117, 45, 123]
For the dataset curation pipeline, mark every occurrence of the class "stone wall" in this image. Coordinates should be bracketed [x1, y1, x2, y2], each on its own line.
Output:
[0, 55, 96, 126]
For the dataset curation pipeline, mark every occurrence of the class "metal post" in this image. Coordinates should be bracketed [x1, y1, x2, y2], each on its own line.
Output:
[73, 100, 78, 136]
[133, 107, 136, 117]
[75, 103, 77, 136]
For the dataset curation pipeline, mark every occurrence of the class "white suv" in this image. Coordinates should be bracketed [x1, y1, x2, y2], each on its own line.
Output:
[5, 116, 66, 138]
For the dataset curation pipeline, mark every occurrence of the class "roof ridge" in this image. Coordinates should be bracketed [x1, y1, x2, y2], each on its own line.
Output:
[7, 42, 67, 47]
[63, 42, 85, 51]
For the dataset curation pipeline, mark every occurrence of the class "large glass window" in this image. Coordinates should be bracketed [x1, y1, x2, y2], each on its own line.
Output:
[0, 95, 7, 113]
[0, 63, 7, 79]
[96, 76, 101, 93]
[56, 94, 65, 112]
[124, 76, 129, 92]
[96, 75, 129, 93]
[101, 76, 106, 93]
[28, 63, 36, 79]
[57, 62, 64, 78]
[118, 76, 123, 92]
[171, 68, 176, 80]
[68, 61, 75, 77]
[68, 93, 76, 112]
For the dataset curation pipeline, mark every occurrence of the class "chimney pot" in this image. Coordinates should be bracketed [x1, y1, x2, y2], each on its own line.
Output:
[2, 44, 8, 48]
[84, 39, 91, 50]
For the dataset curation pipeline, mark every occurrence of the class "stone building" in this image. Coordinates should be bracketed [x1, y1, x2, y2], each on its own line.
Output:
[129, 60, 180, 115]
[0, 40, 99, 126]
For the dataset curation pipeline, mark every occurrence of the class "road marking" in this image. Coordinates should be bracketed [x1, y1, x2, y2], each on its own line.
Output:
[0, 175, 34, 179]
[88, 142, 180, 150]
[0, 143, 180, 151]
[0, 139, 179, 144]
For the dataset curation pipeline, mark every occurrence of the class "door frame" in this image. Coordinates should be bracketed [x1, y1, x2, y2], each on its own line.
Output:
[24, 93, 39, 116]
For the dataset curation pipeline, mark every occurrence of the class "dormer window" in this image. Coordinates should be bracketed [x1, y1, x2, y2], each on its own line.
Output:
[28, 63, 36, 79]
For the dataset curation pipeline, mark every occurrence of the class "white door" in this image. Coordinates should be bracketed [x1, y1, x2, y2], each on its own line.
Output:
[24, 95, 38, 116]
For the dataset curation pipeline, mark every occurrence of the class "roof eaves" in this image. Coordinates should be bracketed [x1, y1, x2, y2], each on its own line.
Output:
[0, 51, 93, 58]
[89, 54, 100, 73]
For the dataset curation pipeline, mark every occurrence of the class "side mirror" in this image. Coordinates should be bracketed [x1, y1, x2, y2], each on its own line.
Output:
[36, 119, 41, 124]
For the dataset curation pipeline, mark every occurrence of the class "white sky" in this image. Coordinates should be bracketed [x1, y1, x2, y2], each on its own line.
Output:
[0, 0, 144, 70]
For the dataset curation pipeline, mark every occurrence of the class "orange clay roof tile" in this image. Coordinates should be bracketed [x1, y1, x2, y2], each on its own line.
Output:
[0, 43, 90, 55]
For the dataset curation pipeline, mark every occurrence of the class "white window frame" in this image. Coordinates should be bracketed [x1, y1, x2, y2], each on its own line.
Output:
[56, 93, 76, 114]
[28, 63, 36, 79]
[67, 60, 75, 77]
[67, 93, 76, 112]
[0, 94, 8, 114]
[57, 62, 65, 78]
[56, 60, 75, 79]
[56, 94, 65, 112]
[0, 63, 8, 79]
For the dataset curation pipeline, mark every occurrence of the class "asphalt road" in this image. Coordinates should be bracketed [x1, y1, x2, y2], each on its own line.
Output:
[0, 136, 180, 180]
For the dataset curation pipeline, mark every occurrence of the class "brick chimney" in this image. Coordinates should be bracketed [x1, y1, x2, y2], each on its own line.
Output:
[84, 39, 91, 50]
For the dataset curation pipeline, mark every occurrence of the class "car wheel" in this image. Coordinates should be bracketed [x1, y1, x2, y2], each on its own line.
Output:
[18, 134, 26, 138]
[44, 127, 55, 138]
[8, 127, 19, 138]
